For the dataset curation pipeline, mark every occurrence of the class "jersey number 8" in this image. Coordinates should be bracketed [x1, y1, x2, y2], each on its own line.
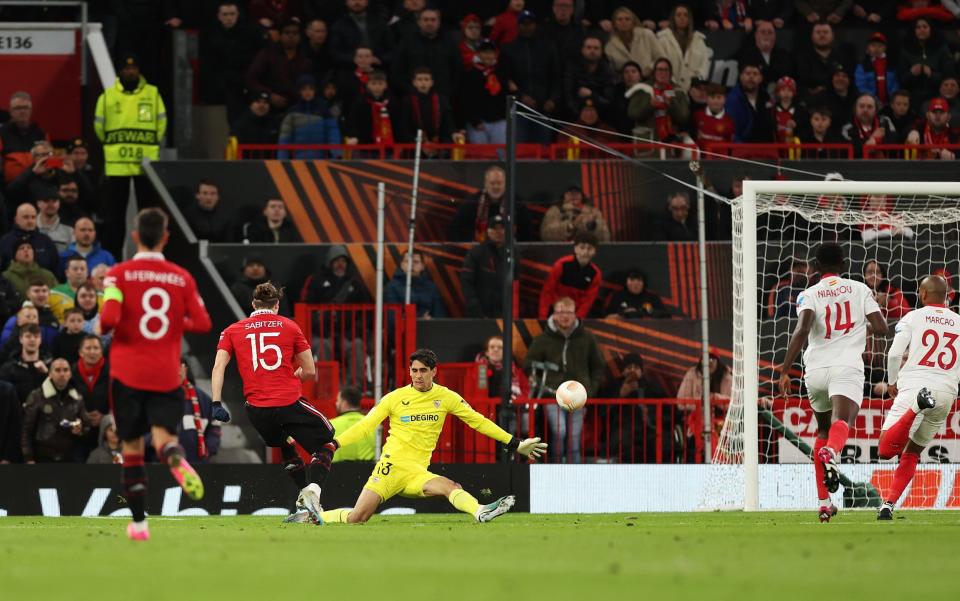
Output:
[139, 287, 171, 340]
[245, 332, 282, 371]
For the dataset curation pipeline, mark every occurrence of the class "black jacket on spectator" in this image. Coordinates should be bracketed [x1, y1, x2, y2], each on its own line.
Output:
[199, 19, 261, 118]
[51, 331, 84, 365]
[460, 239, 512, 318]
[795, 45, 855, 102]
[502, 33, 562, 110]
[460, 63, 509, 126]
[335, 69, 370, 122]
[0, 380, 20, 462]
[184, 203, 233, 242]
[539, 16, 585, 65]
[397, 92, 456, 143]
[230, 274, 290, 316]
[735, 40, 794, 89]
[392, 31, 460, 97]
[329, 10, 394, 69]
[0, 352, 51, 404]
[898, 30, 955, 106]
[563, 57, 616, 119]
[880, 105, 920, 144]
[303, 39, 334, 84]
[606, 288, 669, 319]
[809, 86, 857, 136]
[5, 168, 65, 207]
[230, 109, 281, 145]
[841, 114, 897, 158]
[797, 127, 848, 158]
[345, 92, 399, 143]
[245, 43, 314, 106]
[0, 226, 60, 273]
[655, 214, 697, 242]
[449, 192, 535, 242]
[0, 120, 45, 187]
[241, 216, 302, 243]
[0, 275, 19, 326]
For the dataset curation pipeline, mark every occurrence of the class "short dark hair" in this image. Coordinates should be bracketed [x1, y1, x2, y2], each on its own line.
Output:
[339, 385, 362, 407]
[80, 333, 102, 347]
[573, 230, 599, 249]
[368, 69, 387, 82]
[815, 243, 845, 272]
[27, 279, 49, 290]
[810, 105, 832, 118]
[64, 307, 84, 319]
[64, 254, 86, 268]
[135, 208, 168, 249]
[410, 348, 438, 369]
[891, 89, 911, 102]
[197, 180, 218, 192]
[20, 323, 40, 336]
[412, 66, 433, 78]
[252, 282, 283, 308]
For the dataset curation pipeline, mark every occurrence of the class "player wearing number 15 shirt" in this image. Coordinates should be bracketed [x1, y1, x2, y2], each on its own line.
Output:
[776, 243, 887, 522]
[99, 208, 212, 541]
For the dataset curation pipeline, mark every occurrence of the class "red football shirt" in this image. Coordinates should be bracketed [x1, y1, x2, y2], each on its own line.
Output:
[217, 310, 311, 407]
[100, 252, 212, 391]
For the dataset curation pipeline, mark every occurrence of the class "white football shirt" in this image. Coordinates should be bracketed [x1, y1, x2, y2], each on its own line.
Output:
[887, 304, 960, 394]
[796, 275, 881, 371]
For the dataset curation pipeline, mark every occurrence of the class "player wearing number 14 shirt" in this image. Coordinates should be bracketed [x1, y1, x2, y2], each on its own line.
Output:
[776, 243, 887, 522]
[99, 208, 213, 541]
[875, 275, 959, 520]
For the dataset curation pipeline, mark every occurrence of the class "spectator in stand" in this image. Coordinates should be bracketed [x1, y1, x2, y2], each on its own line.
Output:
[726, 62, 774, 142]
[795, 22, 854, 103]
[242, 198, 302, 243]
[676, 352, 731, 461]
[337, 46, 377, 118]
[56, 177, 87, 226]
[303, 18, 334, 83]
[330, 0, 394, 70]
[321, 74, 346, 132]
[656, 190, 696, 241]
[278, 74, 342, 159]
[74, 283, 104, 337]
[63, 139, 98, 209]
[0, 268, 19, 325]
[458, 13, 483, 69]
[881, 89, 920, 143]
[525, 296, 605, 463]
[476, 334, 529, 404]
[540, 185, 611, 243]
[460, 40, 508, 145]
[199, 1, 261, 139]
[86, 414, 121, 464]
[5, 141, 68, 207]
[21, 357, 88, 463]
[250, 0, 302, 32]
[611, 62, 644, 132]
[751, 0, 795, 26]
[450, 165, 534, 242]
[606, 270, 669, 319]
[767, 257, 810, 318]
[329, 384, 376, 462]
[183, 180, 233, 243]
[0, 323, 51, 403]
[899, 18, 954, 107]
[694, 83, 736, 146]
[72, 335, 109, 436]
[51, 308, 86, 365]
[897, 0, 958, 21]
[564, 98, 622, 145]
[600, 352, 668, 463]
[937, 76, 960, 123]
[854, 32, 899, 106]
[704, 0, 756, 31]
[564, 36, 616, 120]
[397, 68, 457, 145]
[541, 0, 585, 64]
[863, 259, 911, 319]
[798, 106, 846, 157]
[2, 241, 57, 296]
[230, 92, 282, 147]
[384, 250, 447, 319]
[656, 4, 710, 92]
[841, 93, 897, 157]
[538, 231, 602, 320]
[460, 215, 514, 318]
[246, 20, 313, 112]
[906, 97, 958, 158]
[736, 21, 794, 86]
[771, 76, 806, 143]
[34, 187, 73, 254]
[49, 255, 89, 323]
[59, 218, 115, 275]
[0, 380, 21, 462]
[392, 7, 460, 97]
[229, 255, 289, 315]
[794, 0, 853, 25]
[604, 7, 662, 77]
[23, 281, 59, 341]
[90, 264, 108, 293]
[390, 0, 425, 45]
[810, 62, 857, 134]
[0, 91, 46, 188]
[0, 303, 38, 352]
[628, 58, 693, 147]
[179, 360, 221, 464]
[345, 70, 397, 148]
[502, 10, 561, 144]
[490, 0, 524, 46]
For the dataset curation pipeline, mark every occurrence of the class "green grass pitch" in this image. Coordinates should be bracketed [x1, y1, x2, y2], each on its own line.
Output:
[1, 512, 958, 601]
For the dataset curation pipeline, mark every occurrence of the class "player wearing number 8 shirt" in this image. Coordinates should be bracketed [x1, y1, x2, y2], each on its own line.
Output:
[99, 208, 212, 541]
[776, 243, 887, 522]
[875, 275, 960, 520]
[211, 282, 337, 525]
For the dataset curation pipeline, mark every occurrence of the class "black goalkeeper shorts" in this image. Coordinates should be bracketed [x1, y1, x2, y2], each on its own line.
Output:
[111, 379, 184, 441]
[245, 398, 335, 454]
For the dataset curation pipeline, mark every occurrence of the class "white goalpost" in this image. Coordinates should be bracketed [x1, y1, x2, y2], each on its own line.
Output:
[715, 180, 960, 512]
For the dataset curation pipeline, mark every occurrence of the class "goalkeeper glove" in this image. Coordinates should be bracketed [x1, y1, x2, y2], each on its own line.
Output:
[211, 401, 232, 423]
[515, 437, 548, 460]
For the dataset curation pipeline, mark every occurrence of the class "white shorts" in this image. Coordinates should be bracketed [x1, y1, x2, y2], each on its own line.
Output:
[804, 366, 864, 413]
[881, 388, 954, 448]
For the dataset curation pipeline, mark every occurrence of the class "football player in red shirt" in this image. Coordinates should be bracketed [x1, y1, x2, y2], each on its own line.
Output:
[211, 282, 336, 524]
[99, 208, 213, 541]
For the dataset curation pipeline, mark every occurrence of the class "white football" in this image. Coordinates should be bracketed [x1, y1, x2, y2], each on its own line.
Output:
[555, 380, 588, 411]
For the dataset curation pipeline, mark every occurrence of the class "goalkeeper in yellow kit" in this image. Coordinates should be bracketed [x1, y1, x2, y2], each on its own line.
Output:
[318, 348, 548, 524]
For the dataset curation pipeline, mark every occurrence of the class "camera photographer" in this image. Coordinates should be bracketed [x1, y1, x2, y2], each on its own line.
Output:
[540, 185, 611, 243]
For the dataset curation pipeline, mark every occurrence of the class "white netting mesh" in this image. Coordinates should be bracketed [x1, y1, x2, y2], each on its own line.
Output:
[710, 188, 960, 510]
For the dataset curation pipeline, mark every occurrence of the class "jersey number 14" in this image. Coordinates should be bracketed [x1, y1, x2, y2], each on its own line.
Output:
[824, 301, 854, 339]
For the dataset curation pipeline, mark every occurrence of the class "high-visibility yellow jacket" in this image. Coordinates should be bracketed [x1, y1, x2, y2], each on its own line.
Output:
[329, 411, 376, 462]
[93, 76, 166, 177]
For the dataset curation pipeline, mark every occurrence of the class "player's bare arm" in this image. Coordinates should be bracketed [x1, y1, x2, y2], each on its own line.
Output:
[293, 349, 315, 381]
[865, 310, 888, 337]
[211, 348, 232, 404]
[776, 309, 815, 396]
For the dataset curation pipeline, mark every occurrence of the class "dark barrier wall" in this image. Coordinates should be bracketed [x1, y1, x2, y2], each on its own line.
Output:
[0, 464, 529, 516]
[153, 160, 960, 244]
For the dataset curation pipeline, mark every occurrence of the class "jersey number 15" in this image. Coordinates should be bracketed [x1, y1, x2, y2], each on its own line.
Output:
[824, 301, 854, 339]
[245, 332, 282, 371]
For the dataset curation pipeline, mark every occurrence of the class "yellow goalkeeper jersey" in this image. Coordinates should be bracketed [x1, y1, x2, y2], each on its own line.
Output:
[334, 383, 512, 467]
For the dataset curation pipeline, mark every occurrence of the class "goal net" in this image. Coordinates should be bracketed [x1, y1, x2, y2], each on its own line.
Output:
[712, 180, 960, 511]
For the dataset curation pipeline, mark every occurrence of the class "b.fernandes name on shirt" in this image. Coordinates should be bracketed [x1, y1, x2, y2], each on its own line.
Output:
[123, 270, 187, 287]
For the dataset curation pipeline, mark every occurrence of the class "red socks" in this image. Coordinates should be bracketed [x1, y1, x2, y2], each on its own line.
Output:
[826, 421, 850, 454]
[813, 437, 829, 502]
[886, 452, 920, 504]
[878, 409, 918, 460]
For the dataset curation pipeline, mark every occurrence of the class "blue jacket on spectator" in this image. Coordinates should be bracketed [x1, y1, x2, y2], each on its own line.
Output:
[59, 242, 115, 275]
[277, 97, 341, 159]
[725, 83, 773, 143]
[384, 267, 447, 318]
[854, 59, 899, 101]
[0, 315, 57, 348]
